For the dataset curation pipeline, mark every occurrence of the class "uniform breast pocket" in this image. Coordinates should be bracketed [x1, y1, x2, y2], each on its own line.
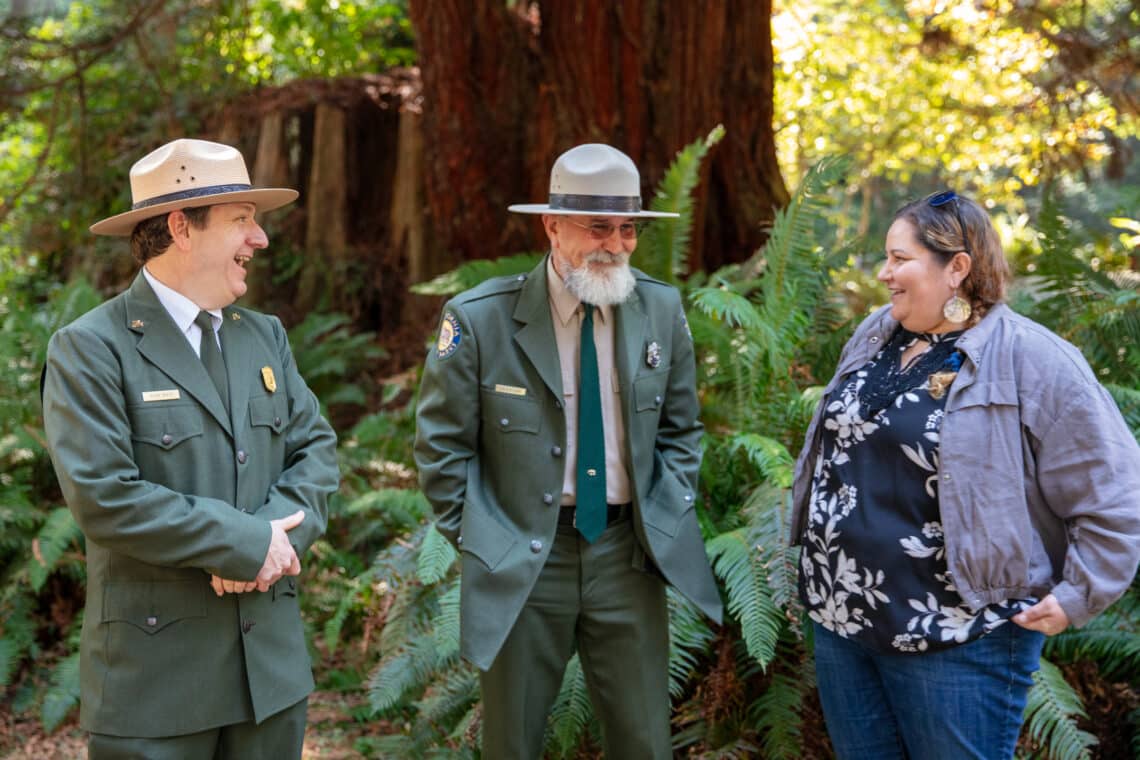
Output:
[633, 370, 670, 414]
[480, 388, 542, 435]
[128, 402, 204, 451]
[102, 580, 207, 635]
[249, 394, 288, 435]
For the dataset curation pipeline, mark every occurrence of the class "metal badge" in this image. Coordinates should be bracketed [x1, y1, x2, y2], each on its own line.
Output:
[646, 341, 661, 368]
[130, 319, 145, 329]
[261, 366, 277, 393]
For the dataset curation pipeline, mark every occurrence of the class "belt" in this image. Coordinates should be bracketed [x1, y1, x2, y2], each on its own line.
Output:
[558, 502, 632, 528]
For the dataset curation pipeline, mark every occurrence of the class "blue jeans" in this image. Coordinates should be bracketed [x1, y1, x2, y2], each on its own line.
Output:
[812, 622, 1044, 760]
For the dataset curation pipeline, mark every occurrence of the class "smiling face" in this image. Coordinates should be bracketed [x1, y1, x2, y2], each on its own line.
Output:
[878, 218, 971, 333]
[152, 202, 268, 310]
[543, 214, 637, 305]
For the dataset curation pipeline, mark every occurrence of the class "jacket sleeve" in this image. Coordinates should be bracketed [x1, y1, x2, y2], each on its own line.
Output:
[1030, 381, 1140, 627]
[657, 292, 703, 493]
[42, 325, 271, 580]
[414, 302, 480, 547]
[241, 316, 338, 556]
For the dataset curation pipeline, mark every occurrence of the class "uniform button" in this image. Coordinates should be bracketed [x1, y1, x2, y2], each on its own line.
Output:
[654, 395, 663, 405]
[274, 416, 282, 427]
[551, 446, 562, 457]
[529, 540, 543, 553]
[516, 275, 526, 281]
[943, 473, 951, 481]
[457, 535, 463, 545]
[160, 434, 173, 446]
[241, 620, 255, 634]
[554, 400, 563, 410]
[146, 616, 158, 627]
[543, 492, 554, 505]
[500, 418, 509, 427]
[870, 336, 880, 344]
[684, 493, 693, 503]
[237, 450, 248, 464]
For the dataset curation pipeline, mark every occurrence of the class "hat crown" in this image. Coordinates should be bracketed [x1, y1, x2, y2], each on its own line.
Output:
[129, 139, 253, 207]
[549, 143, 640, 198]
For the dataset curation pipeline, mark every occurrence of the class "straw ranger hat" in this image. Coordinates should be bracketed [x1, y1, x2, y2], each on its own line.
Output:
[90, 138, 299, 236]
[508, 143, 678, 218]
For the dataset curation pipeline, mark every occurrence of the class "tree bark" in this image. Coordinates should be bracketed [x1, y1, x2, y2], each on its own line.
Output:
[408, 0, 788, 275]
[298, 103, 348, 312]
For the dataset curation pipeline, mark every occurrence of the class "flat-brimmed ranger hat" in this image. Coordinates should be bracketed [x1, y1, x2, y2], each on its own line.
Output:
[508, 143, 678, 218]
[90, 138, 299, 236]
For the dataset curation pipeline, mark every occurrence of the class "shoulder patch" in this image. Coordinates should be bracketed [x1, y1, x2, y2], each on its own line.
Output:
[436, 311, 462, 359]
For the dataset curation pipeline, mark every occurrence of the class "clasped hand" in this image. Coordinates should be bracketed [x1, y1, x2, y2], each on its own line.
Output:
[210, 510, 306, 597]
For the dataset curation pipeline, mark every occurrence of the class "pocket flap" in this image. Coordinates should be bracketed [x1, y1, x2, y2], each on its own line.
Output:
[102, 580, 208, 634]
[249, 394, 286, 433]
[128, 404, 203, 449]
[481, 388, 541, 433]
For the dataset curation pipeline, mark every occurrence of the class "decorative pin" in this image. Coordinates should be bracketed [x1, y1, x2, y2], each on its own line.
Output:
[261, 366, 277, 393]
[130, 319, 145, 329]
[646, 341, 661, 368]
[436, 311, 462, 359]
[230, 312, 241, 321]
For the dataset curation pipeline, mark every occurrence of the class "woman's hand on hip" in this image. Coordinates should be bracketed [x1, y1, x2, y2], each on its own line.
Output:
[1012, 594, 1070, 636]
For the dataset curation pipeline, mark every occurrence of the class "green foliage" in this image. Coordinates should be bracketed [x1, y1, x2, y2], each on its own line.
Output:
[409, 253, 544, 297]
[288, 311, 387, 412]
[636, 124, 726, 284]
[1021, 658, 1098, 760]
[545, 655, 594, 758]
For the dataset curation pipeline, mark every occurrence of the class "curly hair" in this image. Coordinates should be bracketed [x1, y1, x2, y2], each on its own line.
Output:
[893, 193, 1009, 324]
[130, 206, 211, 265]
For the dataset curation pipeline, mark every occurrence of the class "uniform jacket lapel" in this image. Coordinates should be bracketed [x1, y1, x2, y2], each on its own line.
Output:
[220, 308, 256, 425]
[512, 259, 563, 401]
[613, 285, 647, 416]
[125, 273, 233, 436]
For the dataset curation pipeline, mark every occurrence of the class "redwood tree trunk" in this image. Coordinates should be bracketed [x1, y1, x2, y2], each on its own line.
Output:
[409, 0, 788, 276]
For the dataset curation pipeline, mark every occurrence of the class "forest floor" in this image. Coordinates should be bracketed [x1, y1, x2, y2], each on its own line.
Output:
[0, 689, 388, 759]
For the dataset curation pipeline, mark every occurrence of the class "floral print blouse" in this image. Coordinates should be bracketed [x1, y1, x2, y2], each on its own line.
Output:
[798, 328, 1032, 653]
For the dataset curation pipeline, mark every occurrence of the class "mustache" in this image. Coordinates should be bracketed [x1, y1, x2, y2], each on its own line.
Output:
[585, 250, 629, 265]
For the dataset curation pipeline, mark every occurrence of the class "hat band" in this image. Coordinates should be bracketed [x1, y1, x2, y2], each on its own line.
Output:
[132, 183, 254, 210]
[548, 193, 641, 213]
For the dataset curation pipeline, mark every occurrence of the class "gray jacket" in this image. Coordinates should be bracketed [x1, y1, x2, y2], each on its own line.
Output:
[791, 303, 1140, 628]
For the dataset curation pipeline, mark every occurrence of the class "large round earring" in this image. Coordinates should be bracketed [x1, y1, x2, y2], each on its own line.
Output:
[943, 289, 972, 323]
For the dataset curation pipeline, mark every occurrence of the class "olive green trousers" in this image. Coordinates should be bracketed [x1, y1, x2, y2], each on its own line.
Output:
[87, 695, 307, 760]
[479, 520, 671, 759]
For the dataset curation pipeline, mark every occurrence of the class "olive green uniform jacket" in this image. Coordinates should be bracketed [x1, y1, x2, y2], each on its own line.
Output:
[42, 273, 338, 738]
[414, 257, 722, 670]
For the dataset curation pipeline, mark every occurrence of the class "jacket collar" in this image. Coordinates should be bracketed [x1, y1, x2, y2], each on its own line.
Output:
[124, 273, 235, 436]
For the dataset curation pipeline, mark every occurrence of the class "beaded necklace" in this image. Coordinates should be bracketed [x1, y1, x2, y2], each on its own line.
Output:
[855, 328, 964, 420]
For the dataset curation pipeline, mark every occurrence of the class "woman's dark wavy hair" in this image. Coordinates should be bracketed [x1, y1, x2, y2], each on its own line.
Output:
[893, 193, 1009, 324]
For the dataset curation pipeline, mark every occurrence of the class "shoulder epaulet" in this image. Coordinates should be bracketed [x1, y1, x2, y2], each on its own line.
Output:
[453, 272, 529, 305]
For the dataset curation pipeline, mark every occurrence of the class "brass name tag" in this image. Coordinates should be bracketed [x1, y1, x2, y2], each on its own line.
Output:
[142, 389, 181, 402]
[494, 384, 527, 396]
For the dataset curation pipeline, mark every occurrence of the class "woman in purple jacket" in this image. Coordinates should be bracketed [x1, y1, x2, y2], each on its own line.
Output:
[790, 191, 1140, 759]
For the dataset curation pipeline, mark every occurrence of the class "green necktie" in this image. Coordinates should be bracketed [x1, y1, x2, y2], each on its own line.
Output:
[195, 310, 230, 410]
[576, 303, 606, 542]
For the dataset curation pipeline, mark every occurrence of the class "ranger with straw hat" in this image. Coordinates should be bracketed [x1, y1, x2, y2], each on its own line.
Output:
[42, 138, 339, 759]
[416, 142, 722, 759]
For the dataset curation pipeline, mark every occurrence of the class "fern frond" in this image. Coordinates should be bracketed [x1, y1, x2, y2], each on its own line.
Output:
[707, 528, 782, 668]
[638, 124, 726, 283]
[1022, 658, 1097, 760]
[750, 670, 806, 760]
[725, 433, 795, 489]
[367, 633, 441, 714]
[418, 663, 479, 728]
[689, 286, 765, 330]
[667, 587, 717, 699]
[431, 581, 462, 660]
[545, 653, 594, 758]
[417, 524, 458, 584]
[40, 651, 80, 732]
[410, 253, 544, 296]
[322, 574, 365, 657]
[26, 507, 81, 593]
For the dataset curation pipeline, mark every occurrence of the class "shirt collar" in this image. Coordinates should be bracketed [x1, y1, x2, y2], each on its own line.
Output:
[545, 255, 610, 327]
[142, 267, 223, 331]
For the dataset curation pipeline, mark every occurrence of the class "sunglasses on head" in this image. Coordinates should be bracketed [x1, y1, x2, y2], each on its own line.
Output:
[927, 190, 972, 257]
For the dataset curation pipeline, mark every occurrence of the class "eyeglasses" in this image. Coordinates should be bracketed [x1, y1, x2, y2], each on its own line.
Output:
[927, 190, 972, 257]
[568, 219, 643, 240]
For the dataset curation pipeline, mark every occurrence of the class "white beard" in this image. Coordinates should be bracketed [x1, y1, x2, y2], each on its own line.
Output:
[561, 251, 636, 306]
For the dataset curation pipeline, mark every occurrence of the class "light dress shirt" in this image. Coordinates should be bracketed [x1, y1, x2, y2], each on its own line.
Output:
[546, 256, 632, 506]
[143, 267, 223, 356]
